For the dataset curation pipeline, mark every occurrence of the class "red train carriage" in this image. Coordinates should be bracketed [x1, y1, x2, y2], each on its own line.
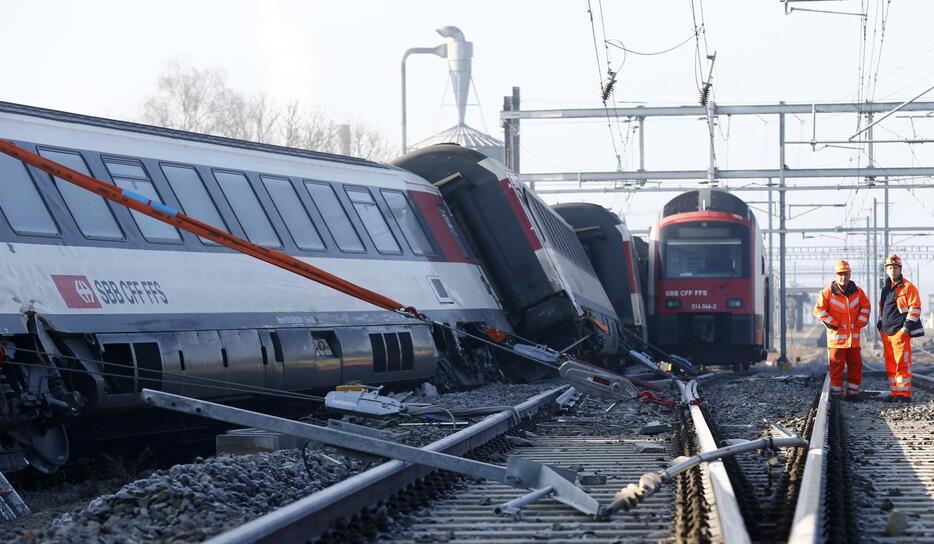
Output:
[648, 189, 768, 368]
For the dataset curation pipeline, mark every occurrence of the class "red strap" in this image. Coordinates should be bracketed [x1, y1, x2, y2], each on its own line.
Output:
[637, 391, 677, 409]
[0, 140, 411, 315]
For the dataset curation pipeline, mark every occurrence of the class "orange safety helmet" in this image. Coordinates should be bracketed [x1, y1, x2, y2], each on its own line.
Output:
[884, 254, 903, 268]
[833, 260, 851, 274]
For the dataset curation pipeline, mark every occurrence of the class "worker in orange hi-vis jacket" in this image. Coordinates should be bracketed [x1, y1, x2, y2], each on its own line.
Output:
[814, 260, 872, 400]
[876, 254, 924, 403]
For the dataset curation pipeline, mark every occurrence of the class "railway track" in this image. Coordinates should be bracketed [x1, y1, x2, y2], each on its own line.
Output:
[788, 367, 934, 542]
[30, 363, 934, 543]
[201, 372, 796, 544]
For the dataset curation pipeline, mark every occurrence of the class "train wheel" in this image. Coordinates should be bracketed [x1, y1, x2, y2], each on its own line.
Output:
[23, 422, 70, 473]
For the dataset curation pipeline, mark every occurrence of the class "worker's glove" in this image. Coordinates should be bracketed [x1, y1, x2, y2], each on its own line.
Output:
[876, 320, 882, 332]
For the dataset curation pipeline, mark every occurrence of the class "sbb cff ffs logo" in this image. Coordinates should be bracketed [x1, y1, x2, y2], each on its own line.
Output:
[51, 275, 169, 309]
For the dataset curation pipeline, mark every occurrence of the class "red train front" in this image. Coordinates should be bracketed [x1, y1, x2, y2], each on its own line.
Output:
[648, 189, 768, 368]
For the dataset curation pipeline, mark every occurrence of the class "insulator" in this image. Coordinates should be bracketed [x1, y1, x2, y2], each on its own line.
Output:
[602, 75, 617, 104]
[699, 83, 711, 106]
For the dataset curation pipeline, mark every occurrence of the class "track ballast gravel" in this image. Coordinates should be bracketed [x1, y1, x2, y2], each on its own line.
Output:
[8, 381, 559, 543]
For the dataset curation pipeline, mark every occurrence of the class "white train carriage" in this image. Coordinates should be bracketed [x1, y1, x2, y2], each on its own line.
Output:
[0, 102, 508, 472]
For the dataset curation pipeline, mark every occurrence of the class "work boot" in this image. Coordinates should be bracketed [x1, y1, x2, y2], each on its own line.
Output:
[882, 395, 900, 403]
[846, 393, 862, 403]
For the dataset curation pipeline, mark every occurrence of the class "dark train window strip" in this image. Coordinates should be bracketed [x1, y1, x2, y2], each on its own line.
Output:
[399, 332, 414, 371]
[370, 333, 387, 373]
[101, 343, 134, 394]
[386, 332, 402, 372]
[270, 332, 284, 364]
[134, 342, 163, 392]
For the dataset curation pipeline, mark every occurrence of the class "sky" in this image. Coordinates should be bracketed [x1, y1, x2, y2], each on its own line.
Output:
[3, 0, 934, 306]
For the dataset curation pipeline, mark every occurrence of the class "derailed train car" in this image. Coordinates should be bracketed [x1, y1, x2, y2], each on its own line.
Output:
[552, 203, 647, 341]
[0, 103, 512, 472]
[647, 189, 769, 367]
[394, 145, 621, 365]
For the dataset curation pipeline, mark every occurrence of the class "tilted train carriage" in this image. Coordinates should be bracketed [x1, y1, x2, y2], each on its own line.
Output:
[0, 103, 511, 472]
[394, 145, 621, 366]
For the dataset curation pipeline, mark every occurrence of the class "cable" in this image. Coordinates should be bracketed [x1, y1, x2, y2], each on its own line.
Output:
[585, 0, 623, 166]
[0, 358, 332, 404]
[869, 0, 894, 103]
[597, 0, 629, 167]
[689, 0, 705, 92]
[605, 30, 698, 57]
[9, 346, 326, 402]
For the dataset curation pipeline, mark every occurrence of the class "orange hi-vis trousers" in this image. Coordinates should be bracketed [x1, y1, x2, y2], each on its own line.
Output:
[828, 348, 862, 396]
[882, 330, 912, 397]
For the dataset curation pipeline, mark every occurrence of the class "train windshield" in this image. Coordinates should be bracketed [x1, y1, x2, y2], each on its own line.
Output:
[661, 222, 748, 278]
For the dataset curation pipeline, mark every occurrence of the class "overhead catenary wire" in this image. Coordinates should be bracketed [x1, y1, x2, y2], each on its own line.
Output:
[597, 0, 630, 169]
[585, 0, 626, 170]
[604, 28, 700, 58]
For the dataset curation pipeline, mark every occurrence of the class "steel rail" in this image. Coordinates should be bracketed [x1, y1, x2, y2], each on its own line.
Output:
[205, 385, 568, 544]
[788, 375, 832, 543]
[680, 379, 752, 544]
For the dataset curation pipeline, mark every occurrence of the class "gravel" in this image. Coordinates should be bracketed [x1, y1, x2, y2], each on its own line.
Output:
[7, 380, 561, 543]
[701, 362, 826, 437]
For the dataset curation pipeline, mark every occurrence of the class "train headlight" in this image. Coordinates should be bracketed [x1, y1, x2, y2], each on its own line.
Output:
[727, 298, 743, 308]
[665, 299, 682, 309]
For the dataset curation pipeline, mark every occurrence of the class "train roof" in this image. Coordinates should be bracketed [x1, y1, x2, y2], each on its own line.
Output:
[0, 101, 387, 170]
[552, 203, 622, 229]
[661, 189, 749, 218]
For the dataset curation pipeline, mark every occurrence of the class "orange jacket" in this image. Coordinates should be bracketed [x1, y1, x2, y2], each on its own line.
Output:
[814, 281, 871, 348]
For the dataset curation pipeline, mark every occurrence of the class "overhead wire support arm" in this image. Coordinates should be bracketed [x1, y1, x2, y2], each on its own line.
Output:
[848, 83, 934, 142]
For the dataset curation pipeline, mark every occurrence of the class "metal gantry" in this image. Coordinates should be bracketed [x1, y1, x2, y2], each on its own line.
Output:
[501, 93, 934, 362]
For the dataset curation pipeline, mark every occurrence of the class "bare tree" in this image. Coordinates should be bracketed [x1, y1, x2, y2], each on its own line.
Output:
[139, 61, 396, 161]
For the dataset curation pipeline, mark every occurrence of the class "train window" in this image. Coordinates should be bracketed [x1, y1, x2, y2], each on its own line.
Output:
[261, 176, 325, 251]
[345, 187, 401, 254]
[106, 162, 147, 178]
[214, 171, 282, 248]
[303, 181, 364, 253]
[437, 202, 474, 258]
[38, 148, 124, 240]
[381, 190, 434, 256]
[661, 222, 748, 279]
[161, 164, 227, 245]
[0, 153, 59, 236]
[105, 160, 181, 243]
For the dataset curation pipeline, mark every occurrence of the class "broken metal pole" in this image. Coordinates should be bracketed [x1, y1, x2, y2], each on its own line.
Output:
[140, 389, 599, 516]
